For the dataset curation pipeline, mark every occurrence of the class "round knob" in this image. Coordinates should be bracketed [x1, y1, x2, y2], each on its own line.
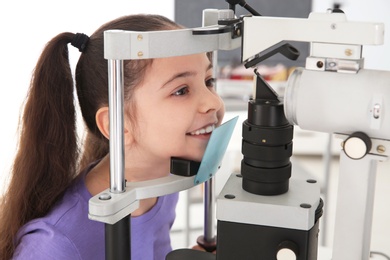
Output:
[343, 132, 372, 159]
[276, 241, 298, 260]
[276, 248, 297, 260]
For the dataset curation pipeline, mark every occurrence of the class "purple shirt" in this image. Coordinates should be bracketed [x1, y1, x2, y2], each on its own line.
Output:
[13, 166, 179, 260]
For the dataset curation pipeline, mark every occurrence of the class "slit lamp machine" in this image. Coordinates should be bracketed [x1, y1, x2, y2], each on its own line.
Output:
[88, 1, 389, 259]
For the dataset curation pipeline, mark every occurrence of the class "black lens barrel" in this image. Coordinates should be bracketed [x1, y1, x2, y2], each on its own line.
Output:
[241, 99, 294, 195]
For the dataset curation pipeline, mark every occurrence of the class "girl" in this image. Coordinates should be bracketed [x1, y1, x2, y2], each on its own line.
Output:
[0, 14, 224, 259]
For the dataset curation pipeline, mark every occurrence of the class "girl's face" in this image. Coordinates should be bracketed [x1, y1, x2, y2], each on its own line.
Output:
[128, 53, 225, 163]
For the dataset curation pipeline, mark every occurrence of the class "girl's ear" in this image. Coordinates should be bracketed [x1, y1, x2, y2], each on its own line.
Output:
[96, 107, 110, 139]
[95, 107, 135, 146]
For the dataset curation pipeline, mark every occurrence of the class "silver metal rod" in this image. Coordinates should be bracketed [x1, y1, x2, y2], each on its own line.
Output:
[108, 59, 126, 193]
[203, 177, 216, 241]
[202, 48, 219, 242]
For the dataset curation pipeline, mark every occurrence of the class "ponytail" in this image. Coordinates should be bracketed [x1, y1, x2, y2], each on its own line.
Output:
[0, 32, 79, 259]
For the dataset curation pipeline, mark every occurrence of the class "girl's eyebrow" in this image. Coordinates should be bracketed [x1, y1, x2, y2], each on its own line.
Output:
[161, 63, 213, 88]
[162, 71, 196, 88]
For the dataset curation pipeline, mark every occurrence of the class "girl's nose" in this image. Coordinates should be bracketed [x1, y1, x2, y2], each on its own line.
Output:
[199, 87, 224, 114]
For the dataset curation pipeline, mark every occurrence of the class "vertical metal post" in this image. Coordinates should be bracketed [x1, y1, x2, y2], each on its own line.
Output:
[199, 10, 223, 250]
[203, 177, 216, 242]
[320, 133, 332, 246]
[196, 48, 219, 251]
[198, 9, 219, 246]
[332, 153, 378, 260]
[106, 59, 130, 260]
[108, 59, 126, 194]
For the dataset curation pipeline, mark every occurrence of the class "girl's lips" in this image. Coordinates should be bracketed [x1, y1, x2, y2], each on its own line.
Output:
[188, 124, 215, 136]
[187, 131, 212, 140]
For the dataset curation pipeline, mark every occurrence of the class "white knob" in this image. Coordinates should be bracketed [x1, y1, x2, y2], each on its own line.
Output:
[343, 132, 372, 159]
[277, 248, 297, 260]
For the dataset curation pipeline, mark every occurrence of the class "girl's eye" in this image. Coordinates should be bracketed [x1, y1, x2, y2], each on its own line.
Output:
[172, 86, 189, 96]
[205, 78, 216, 88]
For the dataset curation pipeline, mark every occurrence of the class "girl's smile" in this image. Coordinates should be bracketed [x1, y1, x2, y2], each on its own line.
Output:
[188, 124, 216, 136]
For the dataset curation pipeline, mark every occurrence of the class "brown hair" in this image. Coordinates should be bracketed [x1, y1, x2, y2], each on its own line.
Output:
[0, 14, 180, 260]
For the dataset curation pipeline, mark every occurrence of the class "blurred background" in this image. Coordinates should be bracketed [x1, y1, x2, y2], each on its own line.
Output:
[1, 0, 389, 258]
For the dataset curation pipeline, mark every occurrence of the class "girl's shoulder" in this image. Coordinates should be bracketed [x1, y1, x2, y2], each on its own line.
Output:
[14, 174, 105, 259]
[12, 220, 82, 260]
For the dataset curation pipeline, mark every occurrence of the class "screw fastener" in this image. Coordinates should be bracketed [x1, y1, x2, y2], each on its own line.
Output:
[377, 145, 386, 154]
[345, 49, 353, 56]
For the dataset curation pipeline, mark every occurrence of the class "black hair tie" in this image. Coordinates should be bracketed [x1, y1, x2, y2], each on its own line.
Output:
[71, 33, 89, 52]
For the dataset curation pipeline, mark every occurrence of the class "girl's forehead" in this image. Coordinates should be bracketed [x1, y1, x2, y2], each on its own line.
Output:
[151, 53, 211, 72]
[139, 53, 212, 90]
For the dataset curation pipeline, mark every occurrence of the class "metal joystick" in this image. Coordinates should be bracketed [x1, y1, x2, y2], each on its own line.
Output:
[343, 132, 372, 159]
